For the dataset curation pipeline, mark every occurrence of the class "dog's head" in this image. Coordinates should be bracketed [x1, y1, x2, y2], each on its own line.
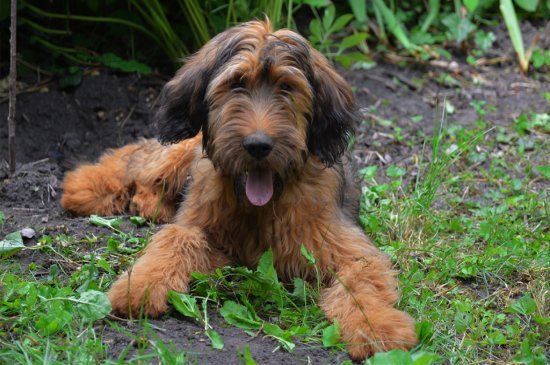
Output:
[157, 20, 360, 206]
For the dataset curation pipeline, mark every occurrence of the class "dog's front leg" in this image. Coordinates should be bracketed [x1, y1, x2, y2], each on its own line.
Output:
[108, 224, 228, 317]
[319, 238, 417, 360]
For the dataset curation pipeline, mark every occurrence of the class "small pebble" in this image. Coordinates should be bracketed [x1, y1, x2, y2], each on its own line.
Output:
[21, 227, 35, 239]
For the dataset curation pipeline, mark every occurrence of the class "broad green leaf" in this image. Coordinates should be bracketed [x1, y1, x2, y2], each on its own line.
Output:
[168, 291, 202, 321]
[410, 30, 437, 45]
[442, 13, 476, 43]
[416, 321, 434, 344]
[77, 290, 112, 322]
[89, 215, 122, 230]
[514, 0, 539, 11]
[366, 349, 414, 365]
[206, 329, 224, 349]
[0, 231, 25, 258]
[309, 19, 322, 41]
[130, 216, 147, 226]
[454, 311, 472, 333]
[335, 52, 372, 69]
[507, 294, 537, 316]
[339, 33, 368, 51]
[475, 30, 496, 53]
[322, 321, 341, 347]
[219, 301, 261, 330]
[291, 278, 307, 303]
[387, 165, 406, 178]
[348, 0, 366, 24]
[322, 5, 335, 32]
[359, 166, 378, 180]
[97, 53, 152, 75]
[411, 351, 441, 365]
[263, 323, 295, 351]
[256, 249, 278, 284]
[530, 49, 547, 68]
[331, 14, 354, 33]
[536, 166, 550, 180]
[464, 0, 480, 12]
[36, 309, 73, 335]
[487, 330, 507, 345]
[25, 283, 38, 307]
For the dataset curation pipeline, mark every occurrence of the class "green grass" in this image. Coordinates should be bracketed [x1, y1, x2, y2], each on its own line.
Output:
[359, 105, 548, 364]
[1, 104, 548, 364]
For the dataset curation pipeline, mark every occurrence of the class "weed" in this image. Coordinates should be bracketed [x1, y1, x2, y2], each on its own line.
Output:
[307, 3, 369, 67]
[358, 103, 549, 363]
[180, 248, 335, 353]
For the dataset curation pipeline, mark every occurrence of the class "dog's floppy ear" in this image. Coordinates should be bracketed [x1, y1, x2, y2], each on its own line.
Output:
[156, 52, 213, 145]
[307, 51, 360, 166]
[156, 27, 245, 146]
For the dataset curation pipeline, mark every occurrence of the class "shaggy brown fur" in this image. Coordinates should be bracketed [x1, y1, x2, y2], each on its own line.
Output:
[61, 20, 417, 359]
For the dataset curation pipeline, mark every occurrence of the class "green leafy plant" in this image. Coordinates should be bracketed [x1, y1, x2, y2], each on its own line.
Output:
[14, 0, 292, 74]
[172, 248, 345, 353]
[500, 0, 529, 72]
[168, 291, 225, 349]
[307, 3, 369, 67]
[530, 48, 550, 70]
[360, 99, 549, 363]
[0, 231, 25, 259]
[372, 0, 415, 51]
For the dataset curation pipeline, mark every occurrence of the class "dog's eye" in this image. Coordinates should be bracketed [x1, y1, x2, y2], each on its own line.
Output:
[230, 78, 246, 90]
[280, 83, 293, 92]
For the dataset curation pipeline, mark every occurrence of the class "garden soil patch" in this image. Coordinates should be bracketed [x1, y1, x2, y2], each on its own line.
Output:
[1, 23, 548, 363]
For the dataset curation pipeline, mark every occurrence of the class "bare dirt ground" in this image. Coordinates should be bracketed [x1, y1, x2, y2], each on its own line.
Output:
[1, 22, 548, 363]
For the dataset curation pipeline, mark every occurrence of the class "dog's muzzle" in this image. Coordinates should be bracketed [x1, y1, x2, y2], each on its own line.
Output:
[243, 132, 273, 160]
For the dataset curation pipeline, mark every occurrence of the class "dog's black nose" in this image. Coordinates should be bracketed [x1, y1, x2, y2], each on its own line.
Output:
[243, 132, 273, 160]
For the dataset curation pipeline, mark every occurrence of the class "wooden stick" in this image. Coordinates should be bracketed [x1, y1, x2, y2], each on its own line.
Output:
[8, 0, 18, 174]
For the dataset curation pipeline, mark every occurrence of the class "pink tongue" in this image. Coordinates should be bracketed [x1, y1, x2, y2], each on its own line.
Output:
[245, 168, 273, 206]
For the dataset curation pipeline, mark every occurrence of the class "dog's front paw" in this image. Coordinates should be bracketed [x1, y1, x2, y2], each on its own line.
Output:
[107, 271, 169, 318]
[343, 307, 417, 360]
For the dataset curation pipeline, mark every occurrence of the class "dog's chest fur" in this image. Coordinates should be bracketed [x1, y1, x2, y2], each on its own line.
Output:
[177, 157, 356, 280]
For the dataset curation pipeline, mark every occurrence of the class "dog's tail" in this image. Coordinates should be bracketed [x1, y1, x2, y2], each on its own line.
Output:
[61, 135, 202, 222]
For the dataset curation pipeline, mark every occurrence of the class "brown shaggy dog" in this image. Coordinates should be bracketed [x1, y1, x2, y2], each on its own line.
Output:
[61, 20, 417, 359]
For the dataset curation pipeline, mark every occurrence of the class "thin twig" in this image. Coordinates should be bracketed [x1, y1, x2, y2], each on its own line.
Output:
[0, 79, 55, 104]
[364, 73, 397, 91]
[8, 0, 18, 174]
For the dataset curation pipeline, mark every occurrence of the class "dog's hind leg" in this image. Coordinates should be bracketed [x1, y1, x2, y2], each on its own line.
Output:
[61, 143, 141, 217]
[61, 135, 202, 221]
[126, 134, 202, 222]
